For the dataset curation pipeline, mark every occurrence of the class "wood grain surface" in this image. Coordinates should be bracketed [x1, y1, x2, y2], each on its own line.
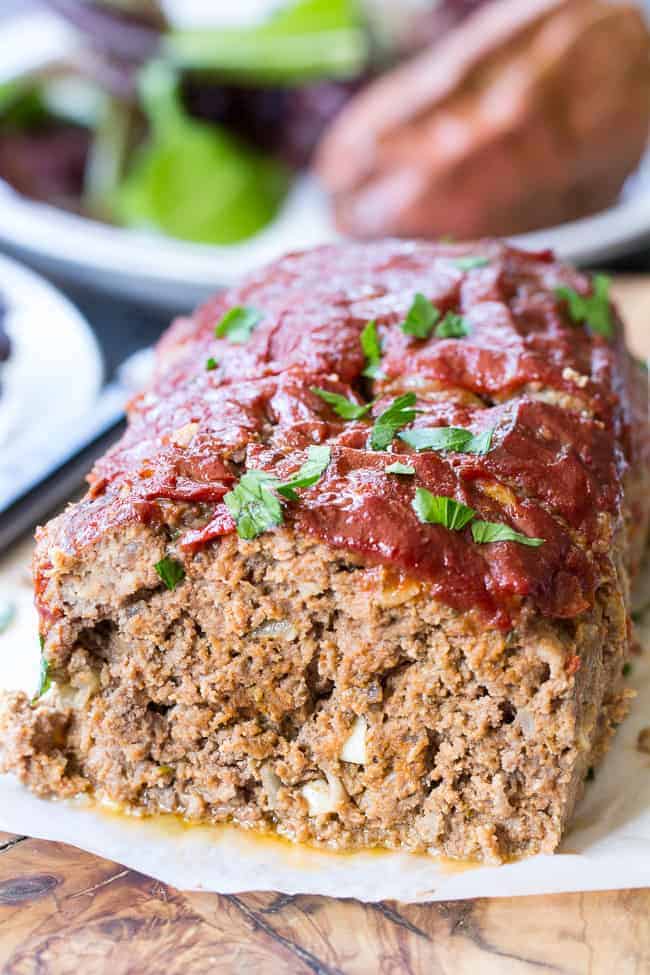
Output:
[1, 829, 649, 974]
[1, 275, 649, 974]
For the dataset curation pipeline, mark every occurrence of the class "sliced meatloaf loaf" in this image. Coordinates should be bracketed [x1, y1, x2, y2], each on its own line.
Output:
[1, 240, 648, 863]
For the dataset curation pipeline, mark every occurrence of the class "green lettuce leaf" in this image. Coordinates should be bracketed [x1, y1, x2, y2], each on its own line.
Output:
[165, 0, 367, 84]
[112, 62, 288, 244]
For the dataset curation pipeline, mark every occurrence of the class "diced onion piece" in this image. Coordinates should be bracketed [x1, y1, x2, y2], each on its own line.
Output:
[516, 708, 536, 738]
[325, 770, 347, 808]
[250, 619, 297, 641]
[302, 780, 331, 815]
[301, 772, 346, 815]
[260, 763, 282, 808]
[55, 672, 100, 709]
[340, 715, 367, 764]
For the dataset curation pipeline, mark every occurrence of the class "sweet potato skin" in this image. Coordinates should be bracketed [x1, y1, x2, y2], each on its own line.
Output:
[316, 0, 650, 239]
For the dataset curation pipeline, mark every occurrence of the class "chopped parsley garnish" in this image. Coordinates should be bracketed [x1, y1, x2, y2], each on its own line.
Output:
[276, 445, 331, 501]
[622, 662, 633, 677]
[399, 294, 470, 341]
[205, 356, 218, 371]
[412, 490, 476, 530]
[0, 600, 15, 634]
[412, 489, 545, 546]
[154, 557, 186, 590]
[585, 766, 595, 783]
[471, 521, 544, 547]
[225, 469, 282, 540]
[385, 461, 415, 476]
[399, 425, 493, 455]
[225, 446, 331, 539]
[454, 256, 490, 271]
[555, 274, 613, 339]
[214, 305, 263, 343]
[370, 393, 418, 451]
[434, 311, 470, 339]
[400, 293, 439, 339]
[32, 647, 51, 704]
[311, 387, 373, 420]
[360, 319, 383, 379]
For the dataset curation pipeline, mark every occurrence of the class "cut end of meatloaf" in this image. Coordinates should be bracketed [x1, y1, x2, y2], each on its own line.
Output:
[1, 238, 648, 863]
[0, 517, 632, 863]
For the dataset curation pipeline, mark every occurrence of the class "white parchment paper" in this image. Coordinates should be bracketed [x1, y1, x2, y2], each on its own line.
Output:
[1, 540, 649, 903]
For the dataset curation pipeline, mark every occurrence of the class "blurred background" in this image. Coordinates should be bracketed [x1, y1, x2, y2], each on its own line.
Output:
[1, 0, 650, 547]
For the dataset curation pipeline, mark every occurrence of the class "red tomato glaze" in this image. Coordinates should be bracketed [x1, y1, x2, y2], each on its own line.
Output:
[69, 240, 646, 626]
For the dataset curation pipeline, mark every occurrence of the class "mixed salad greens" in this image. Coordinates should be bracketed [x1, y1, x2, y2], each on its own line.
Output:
[112, 62, 291, 244]
[0, 0, 369, 244]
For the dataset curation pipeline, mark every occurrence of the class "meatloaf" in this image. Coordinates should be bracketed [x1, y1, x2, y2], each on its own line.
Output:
[315, 0, 650, 240]
[1, 240, 648, 864]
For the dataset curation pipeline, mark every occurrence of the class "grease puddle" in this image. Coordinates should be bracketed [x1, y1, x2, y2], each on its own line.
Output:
[81, 798, 483, 879]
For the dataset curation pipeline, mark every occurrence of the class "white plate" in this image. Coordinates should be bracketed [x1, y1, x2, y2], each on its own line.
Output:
[0, 11, 649, 312]
[0, 251, 103, 506]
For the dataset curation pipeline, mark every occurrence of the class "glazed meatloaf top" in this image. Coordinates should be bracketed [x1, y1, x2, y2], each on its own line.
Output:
[39, 240, 647, 629]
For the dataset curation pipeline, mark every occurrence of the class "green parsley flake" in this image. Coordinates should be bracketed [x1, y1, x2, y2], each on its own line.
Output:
[471, 521, 544, 547]
[360, 319, 383, 379]
[401, 293, 439, 339]
[585, 766, 595, 783]
[224, 469, 282, 540]
[412, 490, 545, 546]
[277, 445, 331, 501]
[622, 662, 633, 677]
[311, 387, 373, 420]
[454, 256, 490, 271]
[0, 600, 15, 634]
[399, 426, 493, 455]
[155, 557, 186, 590]
[555, 274, 613, 339]
[32, 652, 51, 704]
[412, 490, 476, 530]
[385, 461, 415, 476]
[225, 447, 331, 539]
[205, 356, 218, 371]
[434, 311, 470, 339]
[370, 393, 418, 451]
[215, 305, 263, 343]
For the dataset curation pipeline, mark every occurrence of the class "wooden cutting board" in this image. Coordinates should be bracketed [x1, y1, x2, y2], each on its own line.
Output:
[1, 275, 649, 974]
